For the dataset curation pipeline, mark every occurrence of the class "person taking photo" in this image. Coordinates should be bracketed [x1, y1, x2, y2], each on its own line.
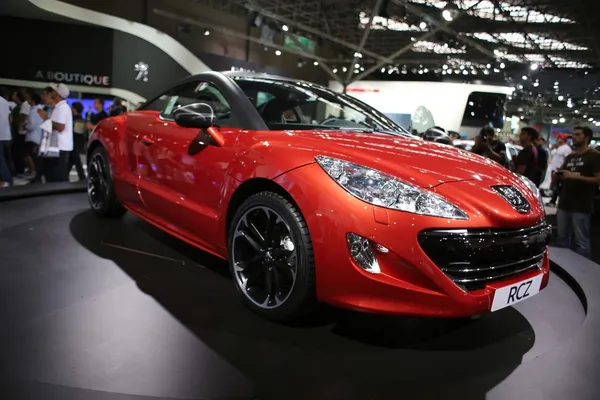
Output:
[554, 126, 600, 259]
[472, 126, 507, 167]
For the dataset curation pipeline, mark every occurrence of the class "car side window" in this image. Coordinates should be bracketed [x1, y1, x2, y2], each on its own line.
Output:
[157, 81, 233, 125]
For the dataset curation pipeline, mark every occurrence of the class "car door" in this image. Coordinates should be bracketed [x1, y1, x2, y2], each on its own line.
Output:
[113, 109, 159, 208]
[137, 80, 243, 247]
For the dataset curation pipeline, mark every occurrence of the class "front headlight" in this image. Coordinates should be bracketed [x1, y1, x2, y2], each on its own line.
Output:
[519, 175, 544, 207]
[315, 156, 468, 220]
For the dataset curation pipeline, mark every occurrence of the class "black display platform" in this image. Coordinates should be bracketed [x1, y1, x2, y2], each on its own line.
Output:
[0, 181, 86, 202]
[0, 193, 597, 400]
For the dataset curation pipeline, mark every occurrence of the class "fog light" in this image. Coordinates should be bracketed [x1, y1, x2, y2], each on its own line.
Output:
[346, 233, 380, 274]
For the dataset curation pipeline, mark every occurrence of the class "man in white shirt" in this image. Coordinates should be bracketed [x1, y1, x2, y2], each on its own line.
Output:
[38, 83, 73, 182]
[547, 134, 572, 206]
[0, 88, 13, 187]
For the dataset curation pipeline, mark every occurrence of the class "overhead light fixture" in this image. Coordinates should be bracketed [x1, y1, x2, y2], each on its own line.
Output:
[419, 21, 427, 29]
[500, 62, 506, 69]
[530, 63, 539, 70]
[204, 29, 210, 36]
[332, 68, 338, 73]
[282, 24, 289, 32]
[275, 50, 281, 56]
[313, 61, 319, 66]
[558, 95, 564, 101]
[559, 117, 566, 123]
[552, 119, 558, 124]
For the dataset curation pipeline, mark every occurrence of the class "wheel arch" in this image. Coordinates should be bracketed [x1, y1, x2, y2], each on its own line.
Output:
[224, 177, 304, 240]
[87, 139, 103, 160]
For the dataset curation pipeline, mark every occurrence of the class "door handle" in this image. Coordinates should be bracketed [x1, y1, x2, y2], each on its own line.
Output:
[140, 135, 155, 145]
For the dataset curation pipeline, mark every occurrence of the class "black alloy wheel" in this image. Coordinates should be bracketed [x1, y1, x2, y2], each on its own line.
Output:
[87, 146, 126, 218]
[228, 192, 316, 321]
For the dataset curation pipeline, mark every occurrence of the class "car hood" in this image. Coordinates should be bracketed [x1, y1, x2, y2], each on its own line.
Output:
[262, 129, 513, 188]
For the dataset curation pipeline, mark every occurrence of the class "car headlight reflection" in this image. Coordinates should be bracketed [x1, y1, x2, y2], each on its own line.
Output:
[315, 156, 468, 220]
[519, 175, 544, 208]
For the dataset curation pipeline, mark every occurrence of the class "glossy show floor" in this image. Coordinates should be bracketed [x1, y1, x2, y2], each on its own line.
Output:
[0, 193, 592, 399]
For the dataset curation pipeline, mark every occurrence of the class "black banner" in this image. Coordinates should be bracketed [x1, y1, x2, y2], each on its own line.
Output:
[0, 16, 113, 86]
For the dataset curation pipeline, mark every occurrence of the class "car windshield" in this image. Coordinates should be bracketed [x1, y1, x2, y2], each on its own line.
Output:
[231, 76, 412, 137]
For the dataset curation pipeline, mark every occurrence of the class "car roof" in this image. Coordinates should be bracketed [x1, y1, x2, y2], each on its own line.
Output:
[182, 70, 319, 88]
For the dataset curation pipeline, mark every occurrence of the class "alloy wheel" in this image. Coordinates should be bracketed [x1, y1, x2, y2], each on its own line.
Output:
[87, 153, 109, 210]
[231, 206, 298, 309]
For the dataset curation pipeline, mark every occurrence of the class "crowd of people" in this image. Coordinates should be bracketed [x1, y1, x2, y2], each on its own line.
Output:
[0, 84, 125, 188]
[472, 124, 600, 259]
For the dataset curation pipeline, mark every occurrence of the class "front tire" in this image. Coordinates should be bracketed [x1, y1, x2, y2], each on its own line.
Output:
[87, 146, 126, 218]
[228, 191, 316, 321]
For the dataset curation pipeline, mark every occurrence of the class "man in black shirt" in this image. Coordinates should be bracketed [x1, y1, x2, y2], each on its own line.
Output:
[472, 126, 507, 167]
[535, 136, 549, 187]
[555, 125, 600, 259]
[515, 127, 540, 185]
[86, 97, 108, 131]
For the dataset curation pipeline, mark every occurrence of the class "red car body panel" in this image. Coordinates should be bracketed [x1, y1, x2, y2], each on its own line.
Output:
[89, 93, 549, 318]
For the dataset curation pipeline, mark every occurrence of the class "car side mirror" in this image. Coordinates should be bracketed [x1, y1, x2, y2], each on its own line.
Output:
[173, 103, 226, 147]
[173, 102, 214, 129]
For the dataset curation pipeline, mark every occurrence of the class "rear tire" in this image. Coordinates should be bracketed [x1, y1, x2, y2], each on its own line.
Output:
[228, 191, 316, 322]
[87, 146, 126, 218]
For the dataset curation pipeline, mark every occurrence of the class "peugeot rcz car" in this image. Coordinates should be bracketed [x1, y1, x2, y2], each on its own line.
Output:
[87, 71, 551, 321]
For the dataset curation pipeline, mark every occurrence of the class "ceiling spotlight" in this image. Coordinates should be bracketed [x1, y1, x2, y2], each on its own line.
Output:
[332, 68, 338, 73]
[559, 117, 566, 123]
[203, 29, 210, 36]
[342, 66, 347, 72]
[558, 95, 564, 101]
[552, 119, 558, 124]
[354, 52, 363, 58]
[443, 65, 448, 70]
[275, 50, 282, 56]
[441, 7, 459, 21]
[583, 99, 589, 104]
[381, 67, 386, 73]
[589, 117, 594, 121]
[584, 115, 588, 118]
[533, 81, 539, 87]
[313, 61, 319, 66]
[500, 62, 506, 69]
[282, 24, 289, 32]
[419, 21, 427, 29]
[522, 75, 528, 80]
[530, 63, 539, 71]
[486, 63, 491, 68]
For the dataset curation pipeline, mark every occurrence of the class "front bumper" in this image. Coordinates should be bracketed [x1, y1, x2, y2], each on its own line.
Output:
[274, 163, 551, 318]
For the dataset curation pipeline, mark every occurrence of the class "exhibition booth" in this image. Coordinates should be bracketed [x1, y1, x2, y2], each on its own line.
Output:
[330, 79, 515, 136]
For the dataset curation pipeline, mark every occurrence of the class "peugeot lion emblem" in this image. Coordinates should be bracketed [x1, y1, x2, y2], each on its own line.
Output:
[134, 62, 149, 82]
[492, 185, 531, 213]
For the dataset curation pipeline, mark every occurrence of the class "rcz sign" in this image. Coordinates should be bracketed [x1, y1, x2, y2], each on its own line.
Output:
[490, 274, 544, 312]
[35, 70, 111, 87]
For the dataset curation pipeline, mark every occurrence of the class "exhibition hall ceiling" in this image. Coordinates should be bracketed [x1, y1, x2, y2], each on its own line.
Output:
[192, 0, 600, 122]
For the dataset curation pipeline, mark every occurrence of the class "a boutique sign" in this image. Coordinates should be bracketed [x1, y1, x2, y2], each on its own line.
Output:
[35, 70, 111, 86]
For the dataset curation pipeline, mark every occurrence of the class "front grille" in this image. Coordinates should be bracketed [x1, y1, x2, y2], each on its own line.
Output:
[417, 222, 552, 291]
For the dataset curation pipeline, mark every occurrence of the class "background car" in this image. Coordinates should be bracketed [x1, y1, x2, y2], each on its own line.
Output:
[87, 71, 551, 322]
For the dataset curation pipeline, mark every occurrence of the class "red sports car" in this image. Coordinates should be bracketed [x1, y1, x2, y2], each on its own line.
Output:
[87, 71, 551, 321]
